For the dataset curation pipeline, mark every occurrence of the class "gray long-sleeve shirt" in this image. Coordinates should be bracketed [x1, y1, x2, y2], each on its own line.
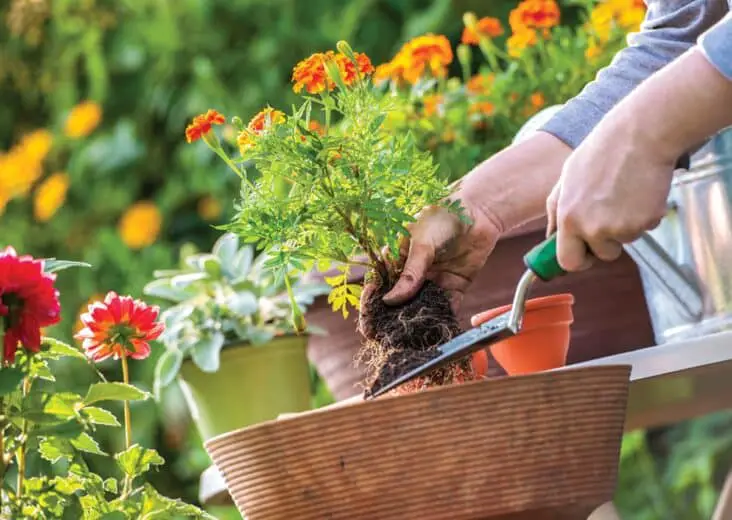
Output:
[541, 0, 732, 149]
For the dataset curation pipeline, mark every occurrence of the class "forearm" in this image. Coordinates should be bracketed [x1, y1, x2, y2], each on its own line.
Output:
[454, 132, 571, 234]
[541, 0, 725, 149]
[613, 46, 732, 163]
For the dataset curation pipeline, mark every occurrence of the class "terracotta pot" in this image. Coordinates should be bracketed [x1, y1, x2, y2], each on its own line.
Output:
[471, 293, 574, 376]
[205, 365, 631, 520]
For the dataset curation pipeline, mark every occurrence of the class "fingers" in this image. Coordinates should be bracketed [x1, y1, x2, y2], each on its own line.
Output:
[383, 241, 435, 305]
[556, 227, 594, 272]
[545, 182, 561, 238]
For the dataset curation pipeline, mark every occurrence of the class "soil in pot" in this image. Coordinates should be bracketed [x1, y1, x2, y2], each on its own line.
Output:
[357, 274, 477, 397]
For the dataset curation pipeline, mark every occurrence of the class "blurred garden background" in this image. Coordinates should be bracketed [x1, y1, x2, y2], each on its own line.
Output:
[2, 0, 732, 518]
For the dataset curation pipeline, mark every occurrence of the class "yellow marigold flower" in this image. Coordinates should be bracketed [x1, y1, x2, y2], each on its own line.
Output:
[33, 172, 69, 222]
[462, 17, 504, 45]
[197, 195, 222, 222]
[18, 129, 53, 163]
[64, 101, 102, 139]
[402, 34, 454, 84]
[507, 28, 538, 57]
[118, 201, 162, 250]
[509, 0, 560, 34]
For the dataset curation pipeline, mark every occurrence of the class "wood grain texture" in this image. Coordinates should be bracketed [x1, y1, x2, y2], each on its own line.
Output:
[206, 365, 631, 520]
[306, 229, 654, 400]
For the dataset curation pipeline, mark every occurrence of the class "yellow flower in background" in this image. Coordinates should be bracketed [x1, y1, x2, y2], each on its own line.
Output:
[585, 42, 603, 60]
[587, 0, 646, 42]
[64, 100, 102, 138]
[34, 172, 69, 222]
[118, 201, 162, 249]
[374, 34, 453, 86]
[17, 129, 53, 163]
[421, 94, 444, 117]
[197, 195, 222, 222]
[507, 28, 538, 57]
[530, 92, 546, 109]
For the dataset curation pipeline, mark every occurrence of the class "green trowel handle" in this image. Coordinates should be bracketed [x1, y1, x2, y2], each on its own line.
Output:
[523, 233, 566, 282]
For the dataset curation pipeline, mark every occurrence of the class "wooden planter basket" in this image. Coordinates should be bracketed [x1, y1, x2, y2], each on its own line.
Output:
[205, 365, 631, 520]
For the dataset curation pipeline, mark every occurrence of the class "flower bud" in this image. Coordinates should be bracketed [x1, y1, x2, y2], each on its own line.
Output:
[457, 44, 472, 69]
[336, 40, 357, 62]
[463, 11, 478, 30]
[231, 116, 244, 129]
[324, 58, 347, 92]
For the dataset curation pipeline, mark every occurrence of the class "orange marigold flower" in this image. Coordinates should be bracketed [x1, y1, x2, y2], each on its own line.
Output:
[585, 42, 602, 60]
[185, 109, 225, 143]
[530, 92, 546, 108]
[402, 34, 454, 84]
[466, 73, 494, 94]
[308, 120, 325, 136]
[292, 50, 373, 94]
[507, 28, 538, 57]
[462, 17, 504, 45]
[422, 94, 444, 117]
[238, 107, 286, 155]
[469, 101, 495, 117]
[509, 0, 560, 34]
[75, 291, 164, 363]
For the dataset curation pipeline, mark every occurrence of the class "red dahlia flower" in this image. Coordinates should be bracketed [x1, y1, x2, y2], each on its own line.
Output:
[0, 247, 61, 364]
[75, 291, 164, 362]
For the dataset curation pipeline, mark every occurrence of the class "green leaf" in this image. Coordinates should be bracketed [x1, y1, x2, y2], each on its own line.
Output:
[140, 483, 216, 519]
[45, 392, 84, 418]
[35, 419, 85, 439]
[154, 349, 183, 395]
[191, 332, 225, 373]
[115, 444, 164, 479]
[100, 513, 126, 520]
[42, 337, 87, 360]
[82, 406, 121, 427]
[71, 432, 106, 455]
[212, 233, 239, 266]
[53, 475, 84, 495]
[103, 478, 118, 494]
[84, 382, 150, 405]
[39, 437, 75, 463]
[227, 291, 258, 316]
[43, 259, 92, 273]
[142, 279, 193, 303]
[0, 367, 24, 396]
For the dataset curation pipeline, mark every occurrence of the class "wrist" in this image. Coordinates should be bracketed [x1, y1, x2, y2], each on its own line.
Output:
[452, 131, 571, 235]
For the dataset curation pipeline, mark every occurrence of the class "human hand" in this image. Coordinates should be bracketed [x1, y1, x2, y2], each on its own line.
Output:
[547, 114, 676, 272]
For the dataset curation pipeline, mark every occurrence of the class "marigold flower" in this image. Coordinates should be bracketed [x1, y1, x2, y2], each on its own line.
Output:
[585, 42, 602, 60]
[75, 291, 164, 362]
[237, 107, 286, 155]
[64, 101, 102, 139]
[185, 109, 225, 143]
[469, 101, 495, 117]
[401, 34, 454, 84]
[18, 129, 53, 163]
[197, 195, 222, 222]
[509, 0, 560, 34]
[34, 172, 69, 222]
[292, 50, 373, 94]
[118, 201, 162, 250]
[530, 92, 546, 109]
[308, 120, 325, 136]
[422, 94, 444, 117]
[462, 17, 504, 45]
[466, 73, 494, 95]
[0, 247, 61, 364]
[507, 28, 539, 57]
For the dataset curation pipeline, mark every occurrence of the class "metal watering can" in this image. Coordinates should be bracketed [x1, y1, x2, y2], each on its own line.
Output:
[514, 106, 732, 345]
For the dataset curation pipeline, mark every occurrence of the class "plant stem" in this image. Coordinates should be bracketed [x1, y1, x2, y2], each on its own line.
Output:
[0, 397, 5, 501]
[121, 352, 132, 496]
[16, 376, 31, 498]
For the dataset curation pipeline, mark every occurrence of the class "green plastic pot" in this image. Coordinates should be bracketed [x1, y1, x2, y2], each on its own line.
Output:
[178, 335, 312, 441]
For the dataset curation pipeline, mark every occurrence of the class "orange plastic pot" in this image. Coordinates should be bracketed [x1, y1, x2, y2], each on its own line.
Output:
[470, 293, 574, 376]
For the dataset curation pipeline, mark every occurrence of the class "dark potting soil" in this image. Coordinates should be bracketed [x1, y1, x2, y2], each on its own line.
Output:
[357, 277, 473, 397]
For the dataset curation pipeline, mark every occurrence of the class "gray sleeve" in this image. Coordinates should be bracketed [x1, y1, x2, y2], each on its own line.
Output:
[540, 0, 728, 149]
[699, 11, 732, 81]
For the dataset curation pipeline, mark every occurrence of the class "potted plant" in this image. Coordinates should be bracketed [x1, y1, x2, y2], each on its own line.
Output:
[143, 233, 329, 440]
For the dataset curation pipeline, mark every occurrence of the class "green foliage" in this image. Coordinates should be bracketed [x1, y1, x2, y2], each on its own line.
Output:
[0, 337, 211, 519]
[144, 232, 329, 393]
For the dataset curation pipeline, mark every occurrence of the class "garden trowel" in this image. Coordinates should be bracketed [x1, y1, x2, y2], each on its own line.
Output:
[369, 233, 565, 398]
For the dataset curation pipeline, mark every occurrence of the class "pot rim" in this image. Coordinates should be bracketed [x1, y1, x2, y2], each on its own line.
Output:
[471, 293, 574, 326]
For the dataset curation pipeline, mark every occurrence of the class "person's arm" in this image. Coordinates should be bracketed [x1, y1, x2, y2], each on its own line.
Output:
[540, 0, 728, 149]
